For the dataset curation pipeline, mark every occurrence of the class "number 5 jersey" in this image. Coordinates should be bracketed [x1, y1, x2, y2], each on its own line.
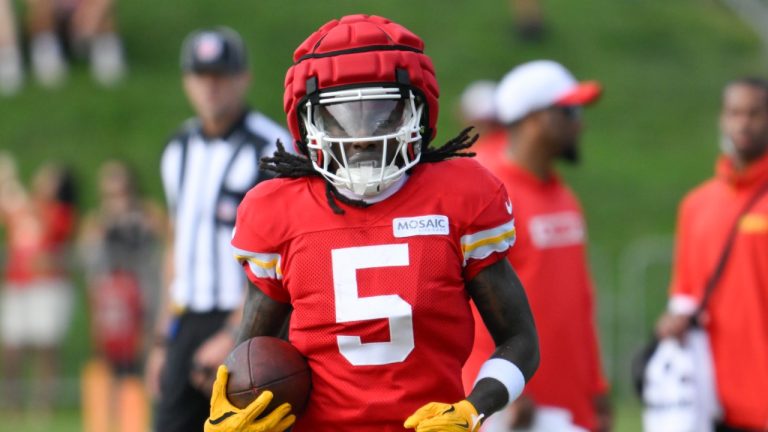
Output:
[232, 158, 516, 432]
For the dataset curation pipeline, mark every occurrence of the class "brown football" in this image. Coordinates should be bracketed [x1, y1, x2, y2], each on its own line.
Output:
[224, 336, 311, 415]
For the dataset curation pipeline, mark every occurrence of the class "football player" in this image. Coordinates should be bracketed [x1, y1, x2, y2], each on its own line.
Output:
[205, 14, 539, 432]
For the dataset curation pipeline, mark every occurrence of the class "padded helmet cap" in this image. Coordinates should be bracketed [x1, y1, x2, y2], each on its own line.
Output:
[283, 15, 440, 153]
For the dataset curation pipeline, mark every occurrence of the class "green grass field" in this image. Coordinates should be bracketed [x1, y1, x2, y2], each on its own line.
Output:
[0, 0, 764, 429]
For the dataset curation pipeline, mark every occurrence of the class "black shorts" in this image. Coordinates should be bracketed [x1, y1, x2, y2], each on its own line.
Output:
[153, 311, 229, 432]
[716, 422, 762, 432]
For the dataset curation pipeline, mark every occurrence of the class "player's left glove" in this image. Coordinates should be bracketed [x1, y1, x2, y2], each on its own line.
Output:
[205, 365, 295, 432]
[404, 400, 484, 432]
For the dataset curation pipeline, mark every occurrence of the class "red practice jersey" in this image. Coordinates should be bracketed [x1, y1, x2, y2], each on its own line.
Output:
[232, 158, 516, 432]
[462, 161, 607, 431]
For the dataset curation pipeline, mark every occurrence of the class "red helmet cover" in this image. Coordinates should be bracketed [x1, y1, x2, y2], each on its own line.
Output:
[284, 15, 440, 153]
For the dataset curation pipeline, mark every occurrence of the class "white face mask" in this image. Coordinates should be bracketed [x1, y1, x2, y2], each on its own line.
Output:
[302, 87, 423, 197]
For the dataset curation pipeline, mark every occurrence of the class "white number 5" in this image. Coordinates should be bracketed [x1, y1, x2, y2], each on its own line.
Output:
[332, 244, 414, 366]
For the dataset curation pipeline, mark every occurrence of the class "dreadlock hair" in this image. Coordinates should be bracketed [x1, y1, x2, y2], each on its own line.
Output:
[420, 126, 477, 163]
[260, 127, 479, 215]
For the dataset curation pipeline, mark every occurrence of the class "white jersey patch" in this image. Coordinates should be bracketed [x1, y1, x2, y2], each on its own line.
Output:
[529, 211, 585, 249]
[392, 215, 450, 238]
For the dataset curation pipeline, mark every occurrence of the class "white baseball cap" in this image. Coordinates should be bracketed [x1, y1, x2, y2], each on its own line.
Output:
[460, 80, 498, 122]
[495, 60, 602, 124]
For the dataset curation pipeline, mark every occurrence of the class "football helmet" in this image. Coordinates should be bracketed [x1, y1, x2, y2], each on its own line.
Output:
[284, 15, 440, 196]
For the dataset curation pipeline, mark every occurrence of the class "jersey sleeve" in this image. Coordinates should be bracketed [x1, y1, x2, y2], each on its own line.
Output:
[461, 181, 517, 281]
[231, 186, 290, 304]
[667, 195, 701, 315]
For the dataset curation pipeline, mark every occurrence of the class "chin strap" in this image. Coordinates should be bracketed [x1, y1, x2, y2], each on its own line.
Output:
[335, 164, 401, 197]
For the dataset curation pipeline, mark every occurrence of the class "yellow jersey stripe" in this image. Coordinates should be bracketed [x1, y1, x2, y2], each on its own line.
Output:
[462, 228, 517, 254]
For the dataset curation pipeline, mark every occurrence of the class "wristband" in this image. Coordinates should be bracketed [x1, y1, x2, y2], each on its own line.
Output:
[473, 358, 525, 407]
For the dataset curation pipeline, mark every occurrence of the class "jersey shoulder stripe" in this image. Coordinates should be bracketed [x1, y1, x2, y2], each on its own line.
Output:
[233, 248, 283, 280]
[461, 219, 516, 263]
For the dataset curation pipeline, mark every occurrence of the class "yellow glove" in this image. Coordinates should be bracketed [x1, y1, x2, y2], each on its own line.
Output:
[205, 365, 295, 432]
[404, 400, 484, 432]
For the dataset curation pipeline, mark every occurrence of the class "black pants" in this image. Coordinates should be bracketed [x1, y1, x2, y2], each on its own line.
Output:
[716, 423, 763, 432]
[154, 311, 229, 432]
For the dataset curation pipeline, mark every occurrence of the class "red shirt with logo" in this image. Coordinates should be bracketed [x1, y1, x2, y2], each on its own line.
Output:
[3, 201, 75, 285]
[232, 158, 516, 432]
[668, 153, 768, 429]
[462, 161, 607, 431]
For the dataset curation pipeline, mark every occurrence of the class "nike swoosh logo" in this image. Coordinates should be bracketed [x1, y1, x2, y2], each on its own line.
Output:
[505, 199, 513, 214]
[208, 411, 236, 425]
[455, 421, 469, 428]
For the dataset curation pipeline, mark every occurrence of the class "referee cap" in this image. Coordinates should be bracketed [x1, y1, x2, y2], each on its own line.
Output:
[495, 60, 601, 124]
[180, 27, 248, 74]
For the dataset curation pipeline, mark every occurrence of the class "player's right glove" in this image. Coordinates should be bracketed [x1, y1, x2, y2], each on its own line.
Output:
[404, 400, 484, 432]
[205, 365, 295, 432]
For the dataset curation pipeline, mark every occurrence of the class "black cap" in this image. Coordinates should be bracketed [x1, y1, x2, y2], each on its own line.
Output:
[180, 27, 248, 74]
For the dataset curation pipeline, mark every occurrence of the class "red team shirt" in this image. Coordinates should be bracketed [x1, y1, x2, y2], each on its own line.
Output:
[3, 201, 75, 285]
[669, 153, 768, 429]
[232, 159, 517, 432]
[462, 161, 608, 431]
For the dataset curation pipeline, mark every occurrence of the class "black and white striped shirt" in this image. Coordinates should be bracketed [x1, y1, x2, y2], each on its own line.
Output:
[160, 110, 291, 313]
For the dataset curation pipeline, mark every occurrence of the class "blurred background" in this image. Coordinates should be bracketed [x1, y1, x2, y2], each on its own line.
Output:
[0, 0, 765, 430]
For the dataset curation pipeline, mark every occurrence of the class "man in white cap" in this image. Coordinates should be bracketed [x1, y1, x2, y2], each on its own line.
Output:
[462, 60, 612, 432]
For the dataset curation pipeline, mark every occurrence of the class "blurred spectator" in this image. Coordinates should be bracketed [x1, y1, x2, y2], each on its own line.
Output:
[145, 27, 291, 432]
[0, 0, 125, 92]
[78, 160, 165, 432]
[461, 60, 611, 432]
[0, 155, 78, 414]
[65, 0, 127, 86]
[0, 0, 23, 95]
[509, 0, 544, 41]
[655, 77, 768, 431]
[457, 79, 508, 169]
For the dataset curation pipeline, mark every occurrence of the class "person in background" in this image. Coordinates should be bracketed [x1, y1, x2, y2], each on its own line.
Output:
[78, 160, 165, 432]
[509, 0, 544, 41]
[145, 26, 292, 432]
[0, 0, 23, 95]
[462, 60, 611, 432]
[0, 156, 78, 415]
[655, 77, 768, 432]
[1, 0, 125, 90]
[457, 79, 508, 169]
[66, 0, 127, 86]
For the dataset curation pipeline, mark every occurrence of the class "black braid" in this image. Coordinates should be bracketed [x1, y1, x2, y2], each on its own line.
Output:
[420, 126, 478, 163]
[260, 140, 369, 214]
[260, 128, 478, 214]
[259, 140, 317, 179]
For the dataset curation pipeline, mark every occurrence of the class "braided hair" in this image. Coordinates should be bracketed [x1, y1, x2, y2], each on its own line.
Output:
[260, 127, 479, 214]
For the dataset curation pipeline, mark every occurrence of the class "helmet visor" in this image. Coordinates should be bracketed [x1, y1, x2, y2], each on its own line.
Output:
[314, 99, 407, 139]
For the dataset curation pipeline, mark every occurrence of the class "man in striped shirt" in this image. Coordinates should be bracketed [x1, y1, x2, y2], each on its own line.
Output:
[145, 27, 291, 432]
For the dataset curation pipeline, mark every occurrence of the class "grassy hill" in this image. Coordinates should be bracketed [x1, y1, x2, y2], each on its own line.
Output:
[0, 0, 763, 429]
